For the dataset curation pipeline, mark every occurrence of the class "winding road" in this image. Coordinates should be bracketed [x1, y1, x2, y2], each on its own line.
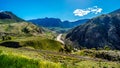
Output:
[56, 34, 64, 44]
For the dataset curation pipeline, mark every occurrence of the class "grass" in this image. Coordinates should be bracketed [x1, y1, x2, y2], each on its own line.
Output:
[0, 32, 120, 68]
[0, 46, 120, 68]
[0, 50, 62, 68]
[21, 38, 62, 51]
[0, 22, 43, 37]
[73, 49, 120, 61]
[0, 37, 63, 52]
[74, 60, 120, 68]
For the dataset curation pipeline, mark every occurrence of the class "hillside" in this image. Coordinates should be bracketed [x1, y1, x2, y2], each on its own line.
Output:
[0, 11, 24, 23]
[65, 8, 120, 50]
[0, 11, 44, 37]
[0, 22, 43, 36]
[0, 46, 120, 68]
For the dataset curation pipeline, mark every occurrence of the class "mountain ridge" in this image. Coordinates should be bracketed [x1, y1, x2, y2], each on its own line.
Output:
[28, 18, 89, 28]
[0, 11, 24, 23]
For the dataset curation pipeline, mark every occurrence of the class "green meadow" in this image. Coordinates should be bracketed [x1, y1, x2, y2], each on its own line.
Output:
[0, 45, 120, 68]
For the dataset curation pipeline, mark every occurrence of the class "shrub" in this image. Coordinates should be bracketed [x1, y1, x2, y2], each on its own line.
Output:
[104, 45, 111, 50]
[22, 27, 30, 34]
[2, 36, 12, 41]
[64, 44, 73, 53]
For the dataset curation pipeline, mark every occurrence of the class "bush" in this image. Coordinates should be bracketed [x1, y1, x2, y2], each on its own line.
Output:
[2, 36, 12, 41]
[64, 44, 73, 53]
[22, 27, 30, 34]
[104, 45, 111, 50]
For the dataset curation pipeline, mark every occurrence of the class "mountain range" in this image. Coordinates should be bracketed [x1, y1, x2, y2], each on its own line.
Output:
[65, 8, 120, 50]
[28, 18, 89, 28]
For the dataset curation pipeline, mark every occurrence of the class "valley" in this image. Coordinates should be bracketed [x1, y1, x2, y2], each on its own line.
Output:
[0, 5, 120, 68]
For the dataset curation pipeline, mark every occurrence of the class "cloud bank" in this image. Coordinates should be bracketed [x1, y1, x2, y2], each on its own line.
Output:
[73, 6, 103, 16]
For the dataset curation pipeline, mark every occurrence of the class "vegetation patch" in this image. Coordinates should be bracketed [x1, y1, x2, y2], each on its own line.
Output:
[74, 49, 120, 61]
[0, 51, 62, 68]
[20, 38, 63, 51]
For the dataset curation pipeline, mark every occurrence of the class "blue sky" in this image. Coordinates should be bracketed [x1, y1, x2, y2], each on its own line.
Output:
[0, 0, 120, 21]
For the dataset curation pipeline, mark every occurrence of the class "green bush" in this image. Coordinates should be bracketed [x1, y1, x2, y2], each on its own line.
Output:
[22, 27, 30, 34]
[104, 45, 111, 50]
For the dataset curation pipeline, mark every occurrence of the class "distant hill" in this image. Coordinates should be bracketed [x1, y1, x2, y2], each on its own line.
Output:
[0, 22, 43, 36]
[0, 11, 24, 23]
[65, 8, 120, 50]
[0, 11, 44, 36]
[29, 18, 61, 27]
[28, 18, 89, 28]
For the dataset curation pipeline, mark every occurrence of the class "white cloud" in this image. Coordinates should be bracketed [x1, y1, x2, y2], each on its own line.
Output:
[73, 6, 103, 16]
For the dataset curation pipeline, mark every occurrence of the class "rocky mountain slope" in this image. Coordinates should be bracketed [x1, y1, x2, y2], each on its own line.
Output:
[65, 8, 120, 50]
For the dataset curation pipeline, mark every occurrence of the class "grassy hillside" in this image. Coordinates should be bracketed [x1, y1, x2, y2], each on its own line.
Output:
[0, 49, 62, 68]
[0, 19, 18, 24]
[0, 46, 120, 68]
[0, 37, 63, 52]
[0, 22, 43, 36]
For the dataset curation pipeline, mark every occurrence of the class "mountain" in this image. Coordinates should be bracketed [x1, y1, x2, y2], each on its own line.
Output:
[65, 8, 120, 50]
[0, 11, 24, 23]
[0, 11, 43, 36]
[28, 18, 89, 28]
[29, 17, 61, 27]
[61, 19, 89, 28]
